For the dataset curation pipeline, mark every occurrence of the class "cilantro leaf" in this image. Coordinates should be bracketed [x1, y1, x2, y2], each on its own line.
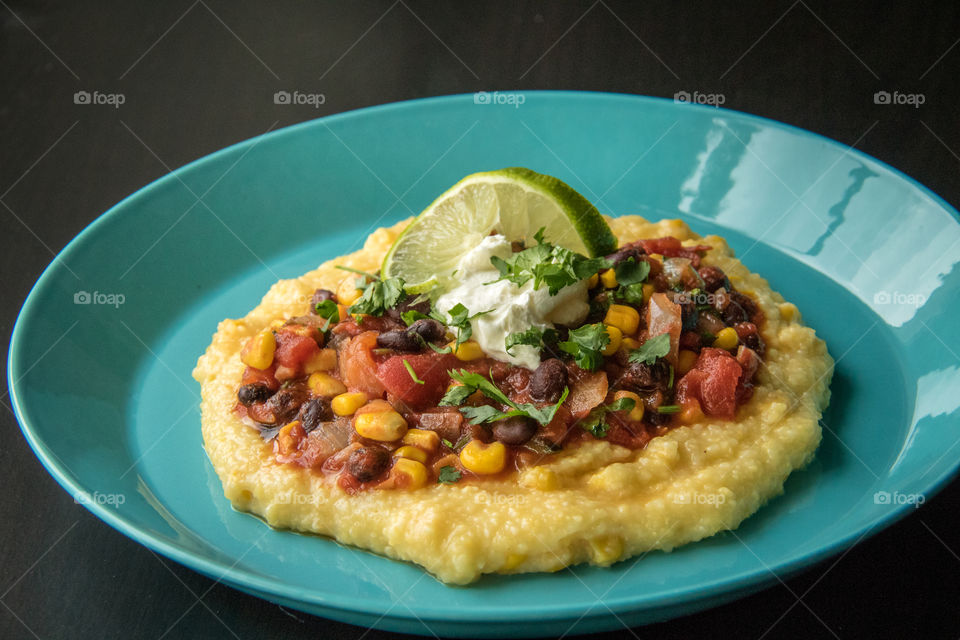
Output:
[614, 258, 650, 286]
[437, 466, 462, 484]
[443, 369, 568, 426]
[488, 228, 611, 295]
[434, 303, 490, 348]
[439, 383, 473, 406]
[579, 396, 637, 438]
[504, 326, 559, 355]
[559, 323, 610, 371]
[614, 283, 647, 305]
[628, 333, 671, 365]
[313, 299, 340, 332]
[348, 276, 405, 317]
[400, 309, 430, 326]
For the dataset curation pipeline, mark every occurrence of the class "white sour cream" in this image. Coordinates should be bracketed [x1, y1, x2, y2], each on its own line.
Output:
[434, 235, 589, 370]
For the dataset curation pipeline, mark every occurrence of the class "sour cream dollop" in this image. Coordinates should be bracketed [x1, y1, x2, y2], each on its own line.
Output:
[434, 235, 589, 370]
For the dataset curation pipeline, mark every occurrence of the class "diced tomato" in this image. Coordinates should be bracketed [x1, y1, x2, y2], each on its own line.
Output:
[639, 236, 712, 268]
[605, 415, 653, 449]
[274, 328, 321, 374]
[339, 331, 385, 397]
[378, 353, 460, 410]
[241, 364, 279, 391]
[675, 348, 743, 419]
[646, 292, 682, 366]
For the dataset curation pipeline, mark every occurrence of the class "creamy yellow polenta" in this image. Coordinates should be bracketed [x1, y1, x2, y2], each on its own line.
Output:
[193, 216, 833, 585]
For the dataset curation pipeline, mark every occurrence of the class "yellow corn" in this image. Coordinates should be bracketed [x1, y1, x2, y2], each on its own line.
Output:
[276, 421, 303, 456]
[390, 458, 428, 490]
[677, 349, 698, 375]
[587, 273, 599, 289]
[402, 428, 440, 453]
[394, 445, 428, 464]
[713, 327, 739, 350]
[354, 400, 408, 441]
[622, 337, 642, 351]
[308, 372, 346, 397]
[451, 340, 484, 361]
[604, 304, 640, 335]
[459, 439, 506, 474]
[642, 283, 654, 303]
[240, 330, 276, 370]
[336, 303, 350, 320]
[331, 391, 368, 416]
[613, 390, 645, 422]
[649, 253, 664, 263]
[601, 325, 622, 356]
[336, 277, 364, 306]
[304, 348, 337, 373]
[599, 268, 617, 289]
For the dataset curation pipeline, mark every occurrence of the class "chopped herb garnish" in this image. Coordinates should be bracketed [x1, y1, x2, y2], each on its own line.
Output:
[437, 466, 462, 484]
[433, 303, 490, 348]
[613, 258, 650, 286]
[667, 364, 675, 389]
[657, 404, 681, 414]
[628, 333, 671, 365]
[427, 342, 453, 354]
[613, 283, 646, 305]
[579, 396, 637, 438]
[558, 323, 610, 371]
[348, 276, 405, 317]
[505, 326, 559, 355]
[489, 227, 611, 295]
[313, 299, 340, 332]
[400, 309, 431, 326]
[403, 359, 425, 385]
[441, 438, 454, 449]
[440, 369, 568, 426]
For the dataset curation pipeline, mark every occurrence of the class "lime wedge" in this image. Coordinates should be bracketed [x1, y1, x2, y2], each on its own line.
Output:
[382, 168, 616, 292]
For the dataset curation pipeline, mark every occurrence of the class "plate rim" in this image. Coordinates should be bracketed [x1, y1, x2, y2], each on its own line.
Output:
[8, 90, 960, 622]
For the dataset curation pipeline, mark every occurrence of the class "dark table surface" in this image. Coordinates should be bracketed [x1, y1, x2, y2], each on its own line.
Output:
[2, 2, 958, 638]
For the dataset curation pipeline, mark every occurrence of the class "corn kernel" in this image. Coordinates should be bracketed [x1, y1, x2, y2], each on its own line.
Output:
[587, 273, 599, 289]
[304, 348, 337, 373]
[604, 304, 640, 335]
[354, 400, 408, 441]
[677, 349, 698, 375]
[613, 390, 645, 421]
[308, 372, 346, 397]
[336, 277, 364, 306]
[503, 553, 526, 570]
[679, 399, 705, 424]
[451, 340, 484, 361]
[601, 325, 622, 356]
[599, 268, 618, 289]
[276, 421, 304, 456]
[642, 283, 654, 303]
[240, 330, 276, 370]
[459, 439, 506, 474]
[649, 253, 664, 263]
[589, 535, 624, 564]
[390, 457, 428, 490]
[394, 445, 428, 464]
[622, 337, 641, 351]
[337, 303, 350, 320]
[713, 327, 739, 350]
[331, 391, 368, 416]
[402, 428, 440, 453]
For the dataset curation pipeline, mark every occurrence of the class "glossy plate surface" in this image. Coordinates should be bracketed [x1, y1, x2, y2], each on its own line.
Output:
[9, 92, 960, 637]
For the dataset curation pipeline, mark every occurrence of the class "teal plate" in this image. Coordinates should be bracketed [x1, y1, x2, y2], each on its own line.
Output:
[9, 92, 960, 637]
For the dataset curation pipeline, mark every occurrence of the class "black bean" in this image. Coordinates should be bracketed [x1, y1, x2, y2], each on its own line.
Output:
[310, 289, 336, 311]
[347, 447, 390, 482]
[297, 397, 333, 432]
[238, 383, 273, 406]
[619, 360, 671, 394]
[408, 318, 445, 343]
[492, 416, 538, 445]
[604, 246, 643, 266]
[697, 266, 729, 293]
[376, 329, 424, 352]
[267, 386, 309, 424]
[529, 358, 567, 402]
[722, 291, 758, 325]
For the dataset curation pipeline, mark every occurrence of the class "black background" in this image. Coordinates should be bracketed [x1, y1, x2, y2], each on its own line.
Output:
[2, 2, 958, 638]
